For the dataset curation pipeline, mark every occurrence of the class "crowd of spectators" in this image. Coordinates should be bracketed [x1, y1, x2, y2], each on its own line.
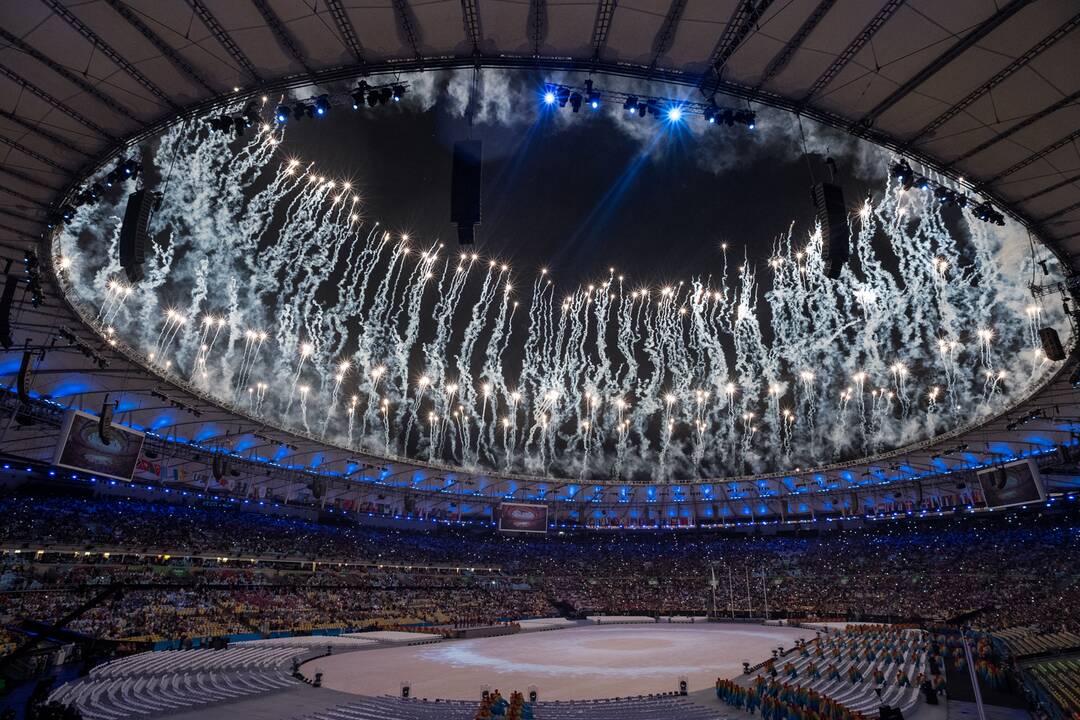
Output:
[1, 492, 1078, 645]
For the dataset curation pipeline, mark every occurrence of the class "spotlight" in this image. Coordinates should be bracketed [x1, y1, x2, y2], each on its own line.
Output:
[704, 107, 717, 124]
[666, 105, 683, 122]
[914, 176, 931, 191]
[569, 92, 582, 113]
[719, 109, 735, 126]
[972, 201, 1005, 226]
[624, 96, 638, 113]
[242, 102, 260, 127]
[733, 109, 756, 129]
[232, 116, 246, 137]
[367, 90, 380, 107]
[637, 102, 648, 118]
[891, 160, 914, 191]
[275, 105, 290, 124]
[391, 85, 405, 102]
[584, 79, 599, 110]
[207, 115, 232, 132]
[556, 86, 571, 108]
[352, 81, 370, 109]
[933, 186, 953, 204]
[543, 90, 556, 105]
[314, 94, 330, 116]
[293, 103, 307, 121]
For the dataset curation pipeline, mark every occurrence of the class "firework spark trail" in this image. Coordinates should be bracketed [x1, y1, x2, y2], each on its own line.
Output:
[59, 116, 1068, 482]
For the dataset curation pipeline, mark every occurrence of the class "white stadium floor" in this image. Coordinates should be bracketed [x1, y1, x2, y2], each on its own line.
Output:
[317, 623, 814, 700]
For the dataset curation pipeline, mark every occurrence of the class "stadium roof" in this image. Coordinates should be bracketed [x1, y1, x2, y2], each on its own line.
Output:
[1, 0, 1078, 258]
[1, 0, 1079, 506]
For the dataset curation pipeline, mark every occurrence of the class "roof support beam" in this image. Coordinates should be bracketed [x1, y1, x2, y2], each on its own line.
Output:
[528, 0, 546, 57]
[859, 0, 1034, 127]
[0, 208, 42, 225]
[461, 0, 482, 56]
[800, 0, 903, 104]
[250, 0, 315, 74]
[0, 166, 58, 193]
[324, 0, 366, 64]
[907, 10, 1080, 145]
[103, 0, 216, 96]
[1017, 172, 1080, 204]
[392, 0, 423, 62]
[0, 136, 73, 174]
[41, 0, 178, 112]
[187, 0, 261, 83]
[590, 0, 618, 65]
[647, 0, 687, 72]
[0, 63, 115, 141]
[0, 28, 137, 121]
[1041, 199, 1080, 224]
[0, 221, 37, 242]
[0, 110, 90, 157]
[756, 0, 836, 89]
[0, 186, 45, 207]
[982, 130, 1080, 185]
[700, 0, 774, 96]
[950, 88, 1080, 167]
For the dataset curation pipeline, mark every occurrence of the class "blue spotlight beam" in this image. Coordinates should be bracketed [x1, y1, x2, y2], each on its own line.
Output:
[542, 81, 755, 127]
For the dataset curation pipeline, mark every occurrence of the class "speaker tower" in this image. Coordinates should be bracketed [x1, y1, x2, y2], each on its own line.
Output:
[120, 189, 153, 282]
[811, 182, 848, 279]
[450, 140, 482, 245]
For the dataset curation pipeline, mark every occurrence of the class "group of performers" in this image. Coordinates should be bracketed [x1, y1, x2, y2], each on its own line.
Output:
[716, 677, 866, 720]
[717, 625, 946, 719]
[473, 690, 533, 719]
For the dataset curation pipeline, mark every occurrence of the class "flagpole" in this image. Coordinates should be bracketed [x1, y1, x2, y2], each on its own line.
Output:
[745, 566, 752, 618]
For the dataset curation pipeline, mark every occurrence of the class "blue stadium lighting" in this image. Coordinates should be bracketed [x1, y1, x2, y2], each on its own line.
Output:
[666, 105, 684, 122]
[543, 90, 556, 105]
[274, 105, 289, 124]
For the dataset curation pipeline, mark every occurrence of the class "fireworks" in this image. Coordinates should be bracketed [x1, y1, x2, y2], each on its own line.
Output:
[56, 112, 1066, 482]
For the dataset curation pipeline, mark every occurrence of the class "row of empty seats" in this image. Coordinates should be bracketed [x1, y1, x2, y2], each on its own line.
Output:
[235, 635, 378, 649]
[49, 668, 300, 720]
[48, 643, 308, 719]
[86, 645, 302, 676]
[994, 627, 1080, 657]
[291, 694, 722, 720]
[1026, 657, 1080, 716]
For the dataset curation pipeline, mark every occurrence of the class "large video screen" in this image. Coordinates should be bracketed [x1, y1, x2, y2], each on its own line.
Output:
[497, 502, 548, 534]
[977, 460, 1045, 509]
[53, 411, 145, 482]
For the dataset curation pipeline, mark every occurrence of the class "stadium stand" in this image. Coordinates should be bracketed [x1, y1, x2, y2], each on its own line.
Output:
[45, 645, 305, 719]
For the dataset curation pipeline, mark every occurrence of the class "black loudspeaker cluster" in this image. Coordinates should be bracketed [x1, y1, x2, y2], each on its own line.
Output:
[0, 274, 18, 350]
[1039, 326, 1066, 361]
[98, 396, 115, 446]
[119, 189, 155, 283]
[450, 140, 483, 246]
[811, 182, 849, 279]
